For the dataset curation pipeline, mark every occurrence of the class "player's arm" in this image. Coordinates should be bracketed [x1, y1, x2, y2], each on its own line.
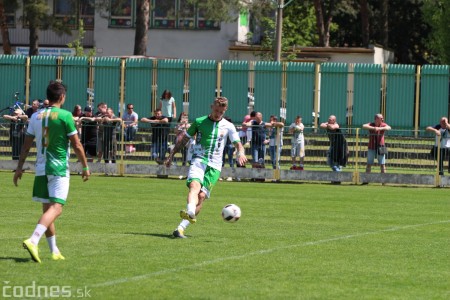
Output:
[233, 140, 247, 166]
[69, 134, 90, 181]
[165, 131, 191, 167]
[13, 135, 34, 186]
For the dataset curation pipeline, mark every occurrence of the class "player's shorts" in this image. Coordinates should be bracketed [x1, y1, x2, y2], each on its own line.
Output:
[186, 159, 221, 199]
[32, 176, 50, 203]
[291, 141, 305, 158]
[47, 175, 70, 205]
[367, 149, 386, 165]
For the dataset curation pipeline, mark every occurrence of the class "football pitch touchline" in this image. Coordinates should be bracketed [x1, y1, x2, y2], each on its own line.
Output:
[90, 220, 450, 288]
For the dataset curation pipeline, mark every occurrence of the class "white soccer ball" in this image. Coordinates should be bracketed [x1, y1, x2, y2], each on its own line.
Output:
[222, 204, 241, 223]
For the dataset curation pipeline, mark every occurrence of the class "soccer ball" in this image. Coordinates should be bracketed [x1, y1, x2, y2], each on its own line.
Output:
[222, 204, 241, 222]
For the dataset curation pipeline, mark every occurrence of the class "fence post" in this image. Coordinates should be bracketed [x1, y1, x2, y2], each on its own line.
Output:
[352, 128, 360, 184]
[118, 58, 126, 176]
[414, 66, 421, 138]
[25, 57, 31, 105]
[313, 63, 320, 132]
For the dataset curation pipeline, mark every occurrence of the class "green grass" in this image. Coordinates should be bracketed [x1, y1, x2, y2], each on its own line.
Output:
[1, 171, 449, 299]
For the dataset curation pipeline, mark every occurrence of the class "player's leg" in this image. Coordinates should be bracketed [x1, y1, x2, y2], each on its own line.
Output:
[23, 176, 49, 263]
[30, 176, 69, 258]
[42, 203, 64, 260]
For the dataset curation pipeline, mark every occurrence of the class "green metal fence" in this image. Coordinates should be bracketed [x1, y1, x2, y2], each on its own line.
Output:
[0, 56, 448, 131]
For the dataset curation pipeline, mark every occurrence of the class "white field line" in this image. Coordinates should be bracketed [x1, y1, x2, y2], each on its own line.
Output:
[90, 219, 450, 288]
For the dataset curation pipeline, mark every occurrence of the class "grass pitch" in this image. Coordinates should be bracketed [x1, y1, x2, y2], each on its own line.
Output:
[1, 171, 449, 299]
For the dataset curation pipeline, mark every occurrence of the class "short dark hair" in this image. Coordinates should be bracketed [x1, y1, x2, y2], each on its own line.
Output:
[250, 111, 257, 117]
[46, 81, 66, 103]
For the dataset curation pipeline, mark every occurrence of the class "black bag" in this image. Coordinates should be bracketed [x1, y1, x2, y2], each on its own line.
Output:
[377, 145, 388, 155]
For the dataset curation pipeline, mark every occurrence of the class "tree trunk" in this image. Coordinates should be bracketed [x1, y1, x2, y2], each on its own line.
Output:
[133, 0, 150, 56]
[313, 0, 326, 46]
[360, 0, 370, 47]
[313, 0, 334, 47]
[29, 24, 39, 55]
[381, 0, 388, 47]
[0, 0, 12, 54]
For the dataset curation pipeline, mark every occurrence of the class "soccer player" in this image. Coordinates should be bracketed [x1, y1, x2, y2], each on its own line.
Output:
[165, 97, 248, 238]
[13, 81, 90, 263]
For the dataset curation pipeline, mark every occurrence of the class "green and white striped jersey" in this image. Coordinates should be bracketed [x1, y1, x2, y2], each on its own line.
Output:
[187, 115, 240, 171]
[42, 107, 78, 176]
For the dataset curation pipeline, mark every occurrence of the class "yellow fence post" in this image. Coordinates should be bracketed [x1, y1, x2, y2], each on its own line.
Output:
[352, 128, 360, 184]
[313, 63, 320, 132]
[118, 58, 126, 176]
[414, 66, 421, 138]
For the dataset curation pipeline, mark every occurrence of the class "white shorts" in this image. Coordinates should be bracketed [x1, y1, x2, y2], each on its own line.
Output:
[47, 175, 70, 205]
[291, 141, 305, 157]
[187, 159, 221, 199]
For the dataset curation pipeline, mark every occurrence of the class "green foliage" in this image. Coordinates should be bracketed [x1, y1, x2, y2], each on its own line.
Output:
[1, 173, 449, 298]
[67, 19, 96, 57]
[22, 0, 71, 34]
[422, 0, 450, 64]
[283, 2, 318, 47]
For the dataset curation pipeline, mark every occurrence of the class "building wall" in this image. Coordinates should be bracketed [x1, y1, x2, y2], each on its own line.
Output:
[93, 13, 240, 59]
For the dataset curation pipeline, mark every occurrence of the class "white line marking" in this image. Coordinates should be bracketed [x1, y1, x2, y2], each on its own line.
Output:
[91, 220, 450, 288]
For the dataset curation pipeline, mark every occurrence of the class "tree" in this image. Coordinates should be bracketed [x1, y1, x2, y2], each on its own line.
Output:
[423, 0, 450, 64]
[67, 19, 96, 57]
[133, 0, 150, 55]
[22, 0, 71, 56]
[360, 0, 370, 47]
[313, 0, 336, 47]
[0, 0, 18, 54]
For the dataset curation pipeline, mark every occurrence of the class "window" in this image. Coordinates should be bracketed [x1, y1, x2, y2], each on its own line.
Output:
[5, 4, 16, 28]
[110, 0, 133, 28]
[152, 0, 177, 29]
[109, 0, 219, 30]
[54, 0, 95, 29]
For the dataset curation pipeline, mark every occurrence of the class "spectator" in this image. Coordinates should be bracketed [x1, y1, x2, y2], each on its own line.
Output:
[72, 105, 83, 136]
[95, 102, 108, 162]
[79, 106, 97, 161]
[426, 116, 450, 175]
[268, 115, 284, 169]
[320, 115, 348, 172]
[141, 108, 170, 164]
[362, 114, 391, 178]
[176, 112, 192, 167]
[240, 111, 255, 148]
[122, 103, 139, 153]
[3, 108, 28, 160]
[158, 89, 176, 124]
[244, 112, 270, 165]
[289, 115, 305, 170]
[42, 99, 49, 108]
[26, 99, 40, 118]
[102, 108, 122, 164]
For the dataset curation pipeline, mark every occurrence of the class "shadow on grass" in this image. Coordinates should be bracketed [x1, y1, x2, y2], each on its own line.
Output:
[0, 256, 32, 263]
[124, 232, 174, 239]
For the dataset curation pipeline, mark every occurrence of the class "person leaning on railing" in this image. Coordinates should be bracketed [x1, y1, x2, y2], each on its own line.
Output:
[3, 108, 28, 160]
[362, 114, 391, 179]
[426, 117, 450, 175]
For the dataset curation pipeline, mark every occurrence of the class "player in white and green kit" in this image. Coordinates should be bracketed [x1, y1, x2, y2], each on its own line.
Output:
[165, 97, 248, 238]
[14, 81, 90, 263]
